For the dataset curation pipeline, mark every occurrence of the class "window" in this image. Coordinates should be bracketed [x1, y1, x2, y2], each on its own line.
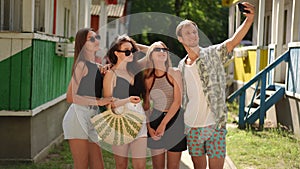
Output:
[287, 48, 300, 97]
[0, 0, 22, 31]
[34, 0, 45, 32]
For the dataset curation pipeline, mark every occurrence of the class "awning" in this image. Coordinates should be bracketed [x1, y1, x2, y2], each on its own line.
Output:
[222, 0, 240, 7]
[91, 4, 125, 17]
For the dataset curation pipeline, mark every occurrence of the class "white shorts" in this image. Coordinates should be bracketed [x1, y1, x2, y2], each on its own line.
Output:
[62, 104, 99, 143]
[114, 102, 147, 138]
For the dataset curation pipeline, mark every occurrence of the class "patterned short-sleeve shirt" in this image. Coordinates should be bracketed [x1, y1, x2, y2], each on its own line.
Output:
[178, 42, 231, 129]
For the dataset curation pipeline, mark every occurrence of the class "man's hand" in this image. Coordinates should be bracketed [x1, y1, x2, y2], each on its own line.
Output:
[241, 2, 255, 21]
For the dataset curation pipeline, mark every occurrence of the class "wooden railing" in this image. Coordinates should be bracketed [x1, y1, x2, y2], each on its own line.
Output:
[227, 50, 290, 129]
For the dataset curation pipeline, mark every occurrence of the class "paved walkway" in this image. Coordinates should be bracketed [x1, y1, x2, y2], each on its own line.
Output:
[179, 150, 237, 169]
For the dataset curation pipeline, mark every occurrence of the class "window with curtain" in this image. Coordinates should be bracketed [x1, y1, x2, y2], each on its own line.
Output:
[0, 0, 22, 31]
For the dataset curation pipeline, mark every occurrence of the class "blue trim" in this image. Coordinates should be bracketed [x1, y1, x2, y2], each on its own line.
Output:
[227, 50, 290, 129]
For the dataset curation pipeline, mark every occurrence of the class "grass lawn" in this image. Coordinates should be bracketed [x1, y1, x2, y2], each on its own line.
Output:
[226, 101, 300, 169]
[1, 102, 299, 169]
[0, 141, 152, 169]
[227, 125, 300, 169]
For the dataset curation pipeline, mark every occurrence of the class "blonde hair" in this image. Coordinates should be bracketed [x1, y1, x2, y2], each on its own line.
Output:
[175, 20, 198, 37]
[144, 41, 172, 78]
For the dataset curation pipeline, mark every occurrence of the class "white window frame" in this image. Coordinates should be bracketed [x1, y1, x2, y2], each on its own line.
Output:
[0, 0, 22, 31]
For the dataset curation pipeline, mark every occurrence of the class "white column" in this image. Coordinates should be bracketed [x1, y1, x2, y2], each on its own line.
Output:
[271, 0, 277, 44]
[257, 0, 265, 46]
[22, 0, 34, 32]
[78, 0, 91, 29]
[291, 0, 300, 42]
[99, 0, 107, 50]
[235, 5, 241, 30]
[256, 0, 266, 73]
[275, 0, 284, 56]
[275, 0, 285, 82]
[228, 5, 235, 38]
[70, 0, 78, 38]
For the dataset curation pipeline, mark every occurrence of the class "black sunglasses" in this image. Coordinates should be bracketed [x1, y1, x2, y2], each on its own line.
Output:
[153, 47, 169, 52]
[116, 48, 137, 56]
[88, 35, 101, 42]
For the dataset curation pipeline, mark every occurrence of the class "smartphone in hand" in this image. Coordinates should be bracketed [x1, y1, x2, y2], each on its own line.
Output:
[238, 3, 250, 14]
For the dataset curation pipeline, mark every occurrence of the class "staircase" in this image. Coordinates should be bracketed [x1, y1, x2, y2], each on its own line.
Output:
[227, 50, 290, 130]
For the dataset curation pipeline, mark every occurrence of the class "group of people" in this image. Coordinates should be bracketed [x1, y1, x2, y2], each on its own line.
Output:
[62, 2, 254, 169]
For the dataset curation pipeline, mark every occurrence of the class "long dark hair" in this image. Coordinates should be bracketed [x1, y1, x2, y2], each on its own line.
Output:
[72, 28, 93, 75]
[107, 35, 145, 98]
[106, 35, 142, 75]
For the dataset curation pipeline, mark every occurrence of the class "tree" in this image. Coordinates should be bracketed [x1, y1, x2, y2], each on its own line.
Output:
[128, 0, 229, 59]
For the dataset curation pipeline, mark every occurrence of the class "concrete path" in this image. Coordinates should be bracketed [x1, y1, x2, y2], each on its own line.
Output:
[179, 150, 237, 169]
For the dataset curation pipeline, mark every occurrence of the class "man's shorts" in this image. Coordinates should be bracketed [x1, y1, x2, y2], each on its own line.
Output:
[185, 125, 227, 158]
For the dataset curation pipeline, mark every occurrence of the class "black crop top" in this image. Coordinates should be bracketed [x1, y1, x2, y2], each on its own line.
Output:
[112, 72, 145, 99]
[77, 61, 103, 98]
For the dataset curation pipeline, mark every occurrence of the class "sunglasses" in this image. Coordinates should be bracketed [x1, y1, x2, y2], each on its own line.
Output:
[88, 35, 101, 42]
[153, 47, 169, 52]
[116, 48, 137, 56]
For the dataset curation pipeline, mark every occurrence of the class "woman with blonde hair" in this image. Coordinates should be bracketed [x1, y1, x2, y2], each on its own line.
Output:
[143, 41, 187, 169]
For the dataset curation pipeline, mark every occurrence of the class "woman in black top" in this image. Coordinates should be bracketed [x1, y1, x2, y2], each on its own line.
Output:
[63, 28, 113, 169]
[103, 35, 147, 169]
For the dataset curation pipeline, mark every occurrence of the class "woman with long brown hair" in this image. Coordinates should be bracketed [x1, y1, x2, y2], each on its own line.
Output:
[63, 28, 113, 169]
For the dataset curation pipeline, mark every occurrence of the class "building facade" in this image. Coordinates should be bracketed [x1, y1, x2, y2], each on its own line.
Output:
[0, 0, 128, 162]
[226, 0, 300, 136]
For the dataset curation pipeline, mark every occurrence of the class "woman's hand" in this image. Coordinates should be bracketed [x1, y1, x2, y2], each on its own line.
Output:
[155, 124, 166, 139]
[148, 127, 161, 141]
[98, 63, 112, 75]
[97, 97, 114, 106]
[129, 96, 141, 104]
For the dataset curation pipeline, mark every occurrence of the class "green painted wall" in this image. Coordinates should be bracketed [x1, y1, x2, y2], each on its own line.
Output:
[31, 40, 73, 109]
[0, 40, 73, 111]
[0, 47, 32, 110]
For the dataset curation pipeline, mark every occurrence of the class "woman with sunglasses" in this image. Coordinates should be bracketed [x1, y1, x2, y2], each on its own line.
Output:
[63, 28, 113, 169]
[103, 35, 147, 169]
[143, 41, 187, 169]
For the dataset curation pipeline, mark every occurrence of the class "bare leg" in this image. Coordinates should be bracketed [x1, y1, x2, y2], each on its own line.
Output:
[88, 142, 104, 169]
[166, 151, 182, 169]
[208, 157, 225, 169]
[151, 149, 165, 169]
[191, 155, 207, 169]
[112, 144, 129, 169]
[130, 137, 147, 169]
[69, 139, 89, 169]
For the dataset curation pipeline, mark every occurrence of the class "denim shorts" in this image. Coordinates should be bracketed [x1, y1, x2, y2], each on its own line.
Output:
[186, 125, 227, 158]
[62, 104, 99, 143]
